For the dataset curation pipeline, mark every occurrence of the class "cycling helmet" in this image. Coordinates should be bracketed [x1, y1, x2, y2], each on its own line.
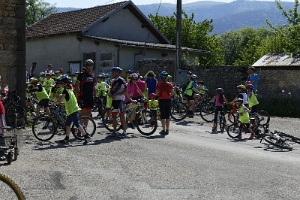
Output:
[130, 73, 139, 79]
[40, 72, 45, 76]
[111, 67, 123, 73]
[29, 77, 38, 84]
[75, 71, 79, 74]
[197, 80, 204, 84]
[237, 84, 246, 89]
[167, 75, 172, 79]
[126, 70, 132, 74]
[149, 93, 156, 99]
[216, 88, 224, 94]
[235, 98, 243, 103]
[159, 71, 168, 78]
[246, 84, 253, 89]
[58, 75, 72, 84]
[85, 59, 94, 66]
[55, 70, 60, 75]
[190, 74, 198, 80]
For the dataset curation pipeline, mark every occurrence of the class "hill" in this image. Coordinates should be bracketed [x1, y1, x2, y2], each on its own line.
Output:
[54, 1, 294, 35]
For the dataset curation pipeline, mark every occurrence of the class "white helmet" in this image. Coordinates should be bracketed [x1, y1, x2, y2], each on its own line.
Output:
[130, 73, 138, 79]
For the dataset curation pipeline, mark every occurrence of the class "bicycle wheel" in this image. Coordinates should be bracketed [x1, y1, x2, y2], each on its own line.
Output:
[6, 106, 27, 129]
[136, 110, 157, 136]
[102, 108, 121, 132]
[72, 116, 96, 140]
[226, 123, 241, 138]
[32, 116, 56, 141]
[253, 124, 266, 139]
[263, 134, 293, 150]
[0, 173, 26, 200]
[200, 103, 214, 122]
[170, 101, 187, 121]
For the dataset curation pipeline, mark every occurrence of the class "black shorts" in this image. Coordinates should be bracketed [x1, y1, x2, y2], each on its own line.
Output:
[38, 99, 50, 107]
[111, 100, 125, 113]
[80, 97, 94, 109]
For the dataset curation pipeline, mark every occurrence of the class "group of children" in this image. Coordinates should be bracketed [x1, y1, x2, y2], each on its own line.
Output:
[211, 83, 259, 139]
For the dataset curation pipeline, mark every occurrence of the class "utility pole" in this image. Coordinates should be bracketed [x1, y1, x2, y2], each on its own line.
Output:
[176, 0, 182, 83]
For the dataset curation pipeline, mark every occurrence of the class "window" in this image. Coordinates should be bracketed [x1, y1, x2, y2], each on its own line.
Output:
[69, 62, 81, 75]
[100, 52, 113, 69]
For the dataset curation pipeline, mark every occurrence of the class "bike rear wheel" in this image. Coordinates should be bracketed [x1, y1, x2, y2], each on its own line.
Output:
[136, 110, 157, 136]
[170, 101, 187, 121]
[200, 103, 214, 122]
[256, 110, 270, 125]
[72, 116, 96, 140]
[0, 173, 26, 200]
[219, 116, 226, 133]
[277, 132, 300, 144]
[102, 108, 121, 132]
[32, 116, 56, 141]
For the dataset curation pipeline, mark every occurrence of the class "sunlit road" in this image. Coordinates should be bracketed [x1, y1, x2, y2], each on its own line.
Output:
[1, 116, 300, 200]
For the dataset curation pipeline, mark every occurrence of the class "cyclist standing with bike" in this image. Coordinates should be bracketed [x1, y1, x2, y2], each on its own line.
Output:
[183, 74, 201, 118]
[235, 98, 255, 139]
[55, 75, 91, 145]
[156, 71, 173, 135]
[210, 88, 228, 133]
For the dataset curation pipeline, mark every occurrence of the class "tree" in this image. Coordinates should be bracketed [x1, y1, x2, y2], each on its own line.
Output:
[149, 12, 224, 66]
[26, 0, 56, 26]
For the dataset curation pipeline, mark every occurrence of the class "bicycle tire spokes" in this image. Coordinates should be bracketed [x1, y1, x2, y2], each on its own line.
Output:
[136, 110, 157, 136]
[32, 116, 56, 141]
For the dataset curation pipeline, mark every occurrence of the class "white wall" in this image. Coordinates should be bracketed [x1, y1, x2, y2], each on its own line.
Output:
[86, 8, 160, 43]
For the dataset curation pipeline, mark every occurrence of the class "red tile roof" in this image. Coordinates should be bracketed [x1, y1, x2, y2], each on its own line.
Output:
[26, 1, 128, 39]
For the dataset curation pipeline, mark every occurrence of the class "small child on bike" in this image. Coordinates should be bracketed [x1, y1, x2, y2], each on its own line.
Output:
[54, 75, 91, 145]
[148, 93, 158, 125]
[210, 88, 228, 133]
[235, 98, 255, 139]
[28, 77, 51, 118]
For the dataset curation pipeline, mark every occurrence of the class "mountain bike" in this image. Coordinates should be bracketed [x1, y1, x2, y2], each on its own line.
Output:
[3, 90, 27, 129]
[32, 104, 96, 141]
[170, 98, 188, 121]
[212, 110, 227, 133]
[260, 130, 294, 151]
[102, 99, 157, 136]
[0, 173, 26, 200]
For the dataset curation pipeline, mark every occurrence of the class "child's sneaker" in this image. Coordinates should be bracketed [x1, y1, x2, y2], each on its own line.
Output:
[249, 133, 255, 140]
[83, 134, 92, 145]
[159, 130, 166, 135]
[60, 138, 70, 146]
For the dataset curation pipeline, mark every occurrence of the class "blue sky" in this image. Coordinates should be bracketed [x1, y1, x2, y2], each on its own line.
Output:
[45, 0, 295, 8]
[45, 0, 240, 8]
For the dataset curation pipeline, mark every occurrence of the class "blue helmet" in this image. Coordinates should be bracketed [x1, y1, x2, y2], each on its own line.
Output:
[58, 75, 72, 83]
[159, 71, 168, 78]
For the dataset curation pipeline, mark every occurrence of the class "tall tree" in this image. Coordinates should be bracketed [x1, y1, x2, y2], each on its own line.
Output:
[149, 12, 224, 66]
[26, 0, 56, 26]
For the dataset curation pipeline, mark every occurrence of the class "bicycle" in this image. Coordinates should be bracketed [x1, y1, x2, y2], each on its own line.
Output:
[32, 104, 96, 141]
[260, 130, 294, 151]
[226, 116, 265, 140]
[3, 90, 27, 129]
[0, 173, 26, 200]
[212, 110, 227, 133]
[102, 98, 158, 136]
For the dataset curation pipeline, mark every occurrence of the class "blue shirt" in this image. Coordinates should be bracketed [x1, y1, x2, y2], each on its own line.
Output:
[248, 73, 258, 91]
[145, 78, 157, 95]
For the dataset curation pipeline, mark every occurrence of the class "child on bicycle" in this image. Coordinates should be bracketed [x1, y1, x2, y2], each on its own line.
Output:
[235, 98, 255, 139]
[246, 84, 259, 113]
[148, 93, 158, 125]
[54, 75, 91, 145]
[210, 88, 228, 133]
[28, 77, 51, 118]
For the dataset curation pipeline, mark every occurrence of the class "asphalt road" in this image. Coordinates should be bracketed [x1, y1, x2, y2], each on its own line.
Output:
[1, 115, 300, 200]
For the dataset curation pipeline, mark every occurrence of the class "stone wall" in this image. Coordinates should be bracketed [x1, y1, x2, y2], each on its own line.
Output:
[136, 59, 300, 101]
[0, 0, 26, 97]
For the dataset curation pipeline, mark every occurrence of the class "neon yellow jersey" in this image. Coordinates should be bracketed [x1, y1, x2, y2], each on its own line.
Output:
[238, 106, 250, 124]
[36, 87, 49, 101]
[63, 89, 81, 116]
[97, 82, 107, 97]
[248, 92, 259, 108]
[106, 89, 112, 108]
[149, 99, 158, 110]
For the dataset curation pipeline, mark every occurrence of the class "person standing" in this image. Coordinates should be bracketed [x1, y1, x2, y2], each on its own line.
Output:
[30, 62, 37, 78]
[45, 64, 53, 74]
[75, 59, 96, 118]
[156, 71, 173, 135]
[246, 66, 258, 93]
[109, 67, 128, 137]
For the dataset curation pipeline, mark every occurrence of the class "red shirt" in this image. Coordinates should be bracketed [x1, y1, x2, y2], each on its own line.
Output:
[156, 81, 173, 100]
[0, 101, 5, 115]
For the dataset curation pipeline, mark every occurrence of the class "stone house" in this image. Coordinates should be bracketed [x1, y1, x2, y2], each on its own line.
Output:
[26, 1, 206, 77]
